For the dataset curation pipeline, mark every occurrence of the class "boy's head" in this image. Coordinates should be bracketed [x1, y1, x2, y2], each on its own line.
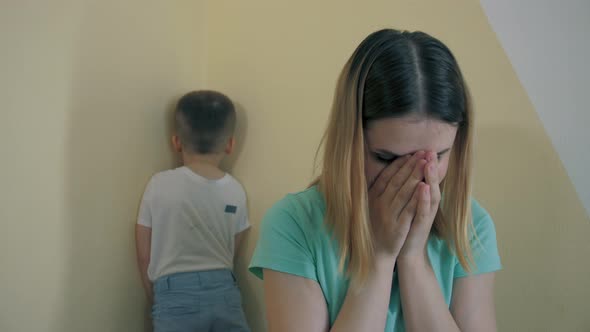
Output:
[173, 90, 236, 156]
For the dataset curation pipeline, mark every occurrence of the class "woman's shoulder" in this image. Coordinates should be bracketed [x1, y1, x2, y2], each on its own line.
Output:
[249, 186, 330, 280]
[273, 186, 325, 210]
[265, 186, 327, 230]
[470, 198, 495, 230]
[462, 198, 502, 275]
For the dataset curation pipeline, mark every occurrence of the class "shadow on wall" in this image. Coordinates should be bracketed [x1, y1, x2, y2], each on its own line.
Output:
[475, 124, 590, 331]
[54, 2, 207, 331]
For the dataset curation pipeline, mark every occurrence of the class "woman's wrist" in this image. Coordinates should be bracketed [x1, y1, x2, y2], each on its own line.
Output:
[397, 250, 429, 269]
[374, 252, 398, 271]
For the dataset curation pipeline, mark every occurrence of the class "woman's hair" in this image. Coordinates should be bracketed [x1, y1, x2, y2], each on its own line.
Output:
[316, 29, 474, 288]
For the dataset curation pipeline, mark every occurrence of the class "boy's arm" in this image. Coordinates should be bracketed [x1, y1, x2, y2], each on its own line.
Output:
[234, 197, 250, 258]
[234, 229, 249, 257]
[135, 224, 153, 303]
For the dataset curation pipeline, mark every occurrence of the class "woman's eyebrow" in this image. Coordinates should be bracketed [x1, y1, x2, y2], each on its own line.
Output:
[373, 148, 451, 156]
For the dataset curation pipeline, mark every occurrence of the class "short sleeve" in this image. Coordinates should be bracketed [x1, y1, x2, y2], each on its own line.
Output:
[235, 203, 251, 234]
[137, 176, 156, 227]
[454, 199, 502, 277]
[248, 197, 317, 281]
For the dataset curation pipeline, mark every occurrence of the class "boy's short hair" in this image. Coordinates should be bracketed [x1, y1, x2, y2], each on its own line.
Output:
[175, 90, 236, 154]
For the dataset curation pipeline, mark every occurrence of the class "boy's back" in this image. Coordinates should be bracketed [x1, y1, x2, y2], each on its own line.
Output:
[138, 166, 249, 282]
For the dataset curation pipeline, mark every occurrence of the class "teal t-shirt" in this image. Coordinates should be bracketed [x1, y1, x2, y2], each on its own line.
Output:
[249, 186, 502, 331]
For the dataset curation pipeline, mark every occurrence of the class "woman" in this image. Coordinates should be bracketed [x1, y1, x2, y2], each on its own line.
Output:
[249, 29, 501, 331]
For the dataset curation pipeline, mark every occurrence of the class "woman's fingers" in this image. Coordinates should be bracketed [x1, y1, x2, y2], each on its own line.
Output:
[369, 154, 410, 197]
[381, 151, 426, 202]
[390, 158, 427, 218]
[398, 180, 423, 227]
[424, 154, 441, 214]
[397, 182, 431, 258]
[367, 150, 436, 258]
[416, 183, 431, 225]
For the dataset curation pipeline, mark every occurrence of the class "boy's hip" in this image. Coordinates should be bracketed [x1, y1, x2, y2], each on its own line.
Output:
[151, 269, 247, 330]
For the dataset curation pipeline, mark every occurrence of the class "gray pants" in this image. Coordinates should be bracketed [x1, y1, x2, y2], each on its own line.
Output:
[152, 270, 250, 332]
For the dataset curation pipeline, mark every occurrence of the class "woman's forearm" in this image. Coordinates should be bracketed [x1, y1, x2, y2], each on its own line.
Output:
[398, 254, 460, 332]
[331, 256, 396, 332]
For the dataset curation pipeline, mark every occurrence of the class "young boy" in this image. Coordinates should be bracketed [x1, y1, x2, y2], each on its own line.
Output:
[135, 90, 251, 332]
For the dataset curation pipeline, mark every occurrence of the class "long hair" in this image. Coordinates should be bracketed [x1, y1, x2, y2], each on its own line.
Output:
[316, 29, 474, 288]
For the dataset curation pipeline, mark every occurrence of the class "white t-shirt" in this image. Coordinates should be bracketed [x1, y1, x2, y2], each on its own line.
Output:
[137, 166, 250, 281]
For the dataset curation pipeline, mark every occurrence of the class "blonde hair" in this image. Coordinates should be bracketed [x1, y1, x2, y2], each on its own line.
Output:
[314, 29, 474, 288]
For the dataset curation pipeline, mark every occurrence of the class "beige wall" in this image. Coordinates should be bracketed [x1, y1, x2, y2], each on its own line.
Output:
[2, 0, 589, 331]
[0, 1, 206, 331]
[206, 1, 590, 331]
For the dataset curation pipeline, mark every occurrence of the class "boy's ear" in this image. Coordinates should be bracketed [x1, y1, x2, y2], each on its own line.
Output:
[225, 137, 236, 155]
[171, 135, 182, 153]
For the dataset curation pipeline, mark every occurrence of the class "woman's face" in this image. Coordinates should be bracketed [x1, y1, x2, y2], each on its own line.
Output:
[364, 115, 458, 187]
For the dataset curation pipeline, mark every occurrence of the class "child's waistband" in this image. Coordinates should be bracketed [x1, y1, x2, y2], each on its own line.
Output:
[154, 269, 235, 292]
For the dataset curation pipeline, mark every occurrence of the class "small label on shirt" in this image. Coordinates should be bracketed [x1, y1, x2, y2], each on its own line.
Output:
[225, 205, 237, 214]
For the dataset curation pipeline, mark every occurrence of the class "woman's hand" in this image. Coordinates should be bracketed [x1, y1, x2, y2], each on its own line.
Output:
[368, 151, 428, 259]
[398, 151, 441, 262]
